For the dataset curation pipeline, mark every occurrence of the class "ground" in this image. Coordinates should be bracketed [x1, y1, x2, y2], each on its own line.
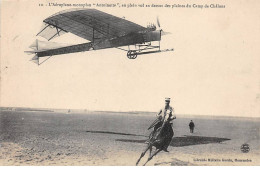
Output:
[0, 109, 259, 165]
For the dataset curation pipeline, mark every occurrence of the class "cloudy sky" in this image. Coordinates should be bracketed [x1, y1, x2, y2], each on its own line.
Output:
[1, 0, 260, 117]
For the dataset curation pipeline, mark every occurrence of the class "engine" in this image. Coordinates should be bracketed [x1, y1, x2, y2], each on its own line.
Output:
[144, 30, 161, 42]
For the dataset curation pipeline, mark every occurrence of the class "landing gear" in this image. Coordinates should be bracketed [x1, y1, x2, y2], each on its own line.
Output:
[127, 50, 137, 59]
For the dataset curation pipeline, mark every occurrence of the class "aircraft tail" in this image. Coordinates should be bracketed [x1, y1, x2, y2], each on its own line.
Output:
[30, 54, 39, 65]
[25, 39, 41, 65]
[25, 39, 77, 65]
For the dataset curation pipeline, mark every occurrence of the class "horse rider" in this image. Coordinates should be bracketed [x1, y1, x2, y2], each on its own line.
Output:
[136, 98, 176, 165]
[151, 98, 176, 147]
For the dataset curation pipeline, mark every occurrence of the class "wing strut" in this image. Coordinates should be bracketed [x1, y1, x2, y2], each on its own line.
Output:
[36, 24, 50, 36]
[48, 29, 62, 41]
[38, 56, 53, 65]
[30, 54, 53, 66]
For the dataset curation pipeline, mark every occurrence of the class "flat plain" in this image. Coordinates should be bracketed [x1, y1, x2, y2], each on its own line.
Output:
[0, 109, 259, 165]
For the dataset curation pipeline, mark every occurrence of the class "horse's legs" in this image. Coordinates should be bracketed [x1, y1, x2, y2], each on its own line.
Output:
[143, 149, 162, 166]
[149, 146, 153, 158]
[136, 145, 151, 166]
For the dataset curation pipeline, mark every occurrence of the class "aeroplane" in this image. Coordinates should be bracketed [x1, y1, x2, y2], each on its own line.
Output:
[26, 9, 174, 65]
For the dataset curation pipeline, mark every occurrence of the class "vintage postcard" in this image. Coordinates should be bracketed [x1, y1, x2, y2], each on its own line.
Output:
[0, 0, 259, 166]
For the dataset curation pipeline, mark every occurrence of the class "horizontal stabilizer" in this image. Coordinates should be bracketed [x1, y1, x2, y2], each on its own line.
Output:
[24, 51, 36, 55]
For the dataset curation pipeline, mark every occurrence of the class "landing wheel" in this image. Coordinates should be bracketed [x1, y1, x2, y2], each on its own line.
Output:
[132, 51, 137, 59]
[127, 51, 131, 59]
[127, 50, 138, 59]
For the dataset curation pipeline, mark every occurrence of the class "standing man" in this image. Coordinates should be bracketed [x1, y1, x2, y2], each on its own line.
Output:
[189, 120, 195, 133]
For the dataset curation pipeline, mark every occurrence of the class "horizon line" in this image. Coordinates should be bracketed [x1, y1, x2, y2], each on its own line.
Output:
[1, 106, 259, 119]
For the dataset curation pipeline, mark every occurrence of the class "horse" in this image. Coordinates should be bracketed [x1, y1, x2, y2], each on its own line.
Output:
[136, 119, 174, 166]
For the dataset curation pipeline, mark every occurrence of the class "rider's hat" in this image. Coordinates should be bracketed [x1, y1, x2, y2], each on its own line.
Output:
[165, 97, 171, 102]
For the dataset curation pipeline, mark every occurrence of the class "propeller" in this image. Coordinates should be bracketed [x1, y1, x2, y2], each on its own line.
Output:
[157, 16, 161, 29]
[156, 16, 171, 36]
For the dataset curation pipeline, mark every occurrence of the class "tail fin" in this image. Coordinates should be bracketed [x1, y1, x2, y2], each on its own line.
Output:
[25, 40, 39, 65]
[30, 54, 39, 65]
[29, 39, 39, 50]
[25, 39, 73, 65]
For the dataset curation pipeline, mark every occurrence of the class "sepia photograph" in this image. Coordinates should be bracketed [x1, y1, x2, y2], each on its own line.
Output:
[1, 0, 260, 166]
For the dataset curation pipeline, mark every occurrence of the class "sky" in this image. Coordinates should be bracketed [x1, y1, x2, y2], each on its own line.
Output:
[1, 0, 260, 117]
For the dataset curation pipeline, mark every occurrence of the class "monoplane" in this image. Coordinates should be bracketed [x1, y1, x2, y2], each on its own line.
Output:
[26, 9, 173, 65]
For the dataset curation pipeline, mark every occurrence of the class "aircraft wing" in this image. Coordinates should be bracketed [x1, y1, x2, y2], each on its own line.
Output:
[37, 9, 146, 41]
